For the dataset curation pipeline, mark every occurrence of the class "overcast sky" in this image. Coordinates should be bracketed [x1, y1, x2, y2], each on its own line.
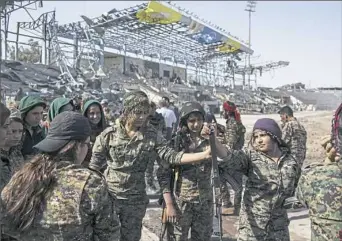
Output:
[6, 1, 342, 88]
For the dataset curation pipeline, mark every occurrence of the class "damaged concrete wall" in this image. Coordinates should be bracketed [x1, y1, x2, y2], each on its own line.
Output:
[104, 55, 124, 73]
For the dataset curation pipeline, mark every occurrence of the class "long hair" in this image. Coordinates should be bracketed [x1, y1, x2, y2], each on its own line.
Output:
[1, 139, 85, 232]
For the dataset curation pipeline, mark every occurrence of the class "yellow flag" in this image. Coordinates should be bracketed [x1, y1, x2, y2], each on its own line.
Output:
[218, 39, 241, 53]
[136, 1, 182, 24]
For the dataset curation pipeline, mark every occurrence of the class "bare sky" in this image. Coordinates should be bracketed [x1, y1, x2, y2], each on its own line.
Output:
[6, 1, 342, 88]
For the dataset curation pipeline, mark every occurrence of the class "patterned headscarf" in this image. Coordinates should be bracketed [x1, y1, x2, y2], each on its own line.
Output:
[223, 100, 241, 122]
[122, 91, 150, 114]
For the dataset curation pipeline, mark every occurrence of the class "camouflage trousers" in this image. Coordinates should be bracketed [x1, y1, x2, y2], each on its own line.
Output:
[172, 200, 213, 241]
[238, 210, 290, 241]
[114, 199, 148, 241]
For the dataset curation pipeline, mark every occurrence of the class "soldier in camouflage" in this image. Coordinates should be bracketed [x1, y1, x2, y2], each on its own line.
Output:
[296, 135, 342, 241]
[1, 109, 24, 175]
[89, 91, 211, 241]
[1, 111, 120, 241]
[145, 101, 166, 193]
[279, 106, 307, 167]
[220, 101, 246, 214]
[19, 96, 47, 159]
[205, 118, 301, 241]
[163, 101, 214, 241]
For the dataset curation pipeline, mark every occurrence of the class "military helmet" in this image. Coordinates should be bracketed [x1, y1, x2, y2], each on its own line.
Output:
[179, 101, 205, 126]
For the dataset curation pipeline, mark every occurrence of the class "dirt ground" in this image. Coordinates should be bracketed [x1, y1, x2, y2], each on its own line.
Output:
[215, 111, 333, 164]
[141, 111, 333, 241]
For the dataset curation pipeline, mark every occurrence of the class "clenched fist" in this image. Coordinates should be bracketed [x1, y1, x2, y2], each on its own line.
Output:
[321, 135, 341, 162]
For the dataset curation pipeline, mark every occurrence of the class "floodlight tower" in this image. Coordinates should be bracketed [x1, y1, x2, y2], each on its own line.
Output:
[245, 1, 256, 88]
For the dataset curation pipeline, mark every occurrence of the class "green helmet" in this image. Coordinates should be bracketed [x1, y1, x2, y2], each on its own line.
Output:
[179, 101, 205, 127]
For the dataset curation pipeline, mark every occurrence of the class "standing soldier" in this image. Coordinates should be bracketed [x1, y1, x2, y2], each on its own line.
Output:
[82, 99, 107, 167]
[89, 91, 211, 241]
[221, 101, 246, 214]
[162, 101, 215, 241]
[297, 135, 342, 241]
[1, 109, 25, 174]
[205, 118, 301, 241]
[278, 106, 307, 167]
[18, 96, 46, 159]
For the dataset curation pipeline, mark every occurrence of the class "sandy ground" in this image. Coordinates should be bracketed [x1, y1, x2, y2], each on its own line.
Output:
[141, 110, 333, 241]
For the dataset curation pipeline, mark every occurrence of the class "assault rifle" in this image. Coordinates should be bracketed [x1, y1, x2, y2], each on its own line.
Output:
[209, 122, 223, 241]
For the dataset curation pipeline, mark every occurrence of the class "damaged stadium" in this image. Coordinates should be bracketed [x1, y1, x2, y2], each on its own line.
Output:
[1, 0, 341, 111]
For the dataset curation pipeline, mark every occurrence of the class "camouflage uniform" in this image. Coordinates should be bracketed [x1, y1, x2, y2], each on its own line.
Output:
[281, 118, 307, 167]
[0, 155, 11, 193]
[90, 121, 183, 241]
[297, 162, 342, 241]
[172, 136, 213, 241]
[0, 146, 24, 176]
[164, 101, 213, 241]
[0, 147, 22, 194]
[2, 162, 121, 241]
[220, 118, 246, 211]
[220, 148, 300, 241]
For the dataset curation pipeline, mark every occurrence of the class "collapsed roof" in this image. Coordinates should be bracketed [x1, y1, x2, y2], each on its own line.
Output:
[56, 1, 253, 68]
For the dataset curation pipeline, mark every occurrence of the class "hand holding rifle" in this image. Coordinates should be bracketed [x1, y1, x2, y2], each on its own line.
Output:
[201, 122, 217, 140]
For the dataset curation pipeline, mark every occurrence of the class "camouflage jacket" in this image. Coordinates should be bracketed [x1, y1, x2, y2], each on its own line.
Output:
[173, 135, 212, 203]
[282, 118, 307, 167]
[224, 118, 246, 150]
[89, 123, 184, 204]
[0, 155, 11, 194]
[2, 162, 120, 241]
[220, 149, 300, 236]
[297, 162, 342, 241]
[0, 146, 25, 175]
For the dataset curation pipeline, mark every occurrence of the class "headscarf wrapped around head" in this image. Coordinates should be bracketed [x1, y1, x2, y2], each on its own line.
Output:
[223, 101, 241, 122]
[253, 118, 284, 145]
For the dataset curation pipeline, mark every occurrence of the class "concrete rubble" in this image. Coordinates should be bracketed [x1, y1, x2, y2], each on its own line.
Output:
[1, 60, 341, 113]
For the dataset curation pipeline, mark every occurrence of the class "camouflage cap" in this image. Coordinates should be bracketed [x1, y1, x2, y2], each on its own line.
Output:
[122, 91, 149, 114]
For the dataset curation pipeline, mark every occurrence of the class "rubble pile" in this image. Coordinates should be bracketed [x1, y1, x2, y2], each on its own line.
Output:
[1, 61, 341, 112]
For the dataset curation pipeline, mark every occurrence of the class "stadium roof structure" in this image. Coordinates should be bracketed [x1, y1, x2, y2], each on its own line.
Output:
[56, 1, 254, 68]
